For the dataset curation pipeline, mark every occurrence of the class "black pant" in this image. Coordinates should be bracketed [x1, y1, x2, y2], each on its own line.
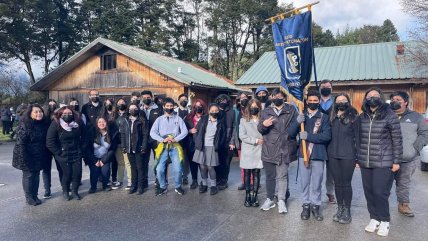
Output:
[22, 170, 40, 199]
[58, 160, 82, 193]
[244, 169, 260, 191]
[330, 157, 355, 207]
[111, 156, 118, 182]
[188, 149, 199, 181]
[89, 161, 110, 189]
[42, 157, 63, 191]
[2, 120, 11, 135]
[129, 152, 145, 191]
[361, 167, 394, 222]
[216, 149, 233, 184]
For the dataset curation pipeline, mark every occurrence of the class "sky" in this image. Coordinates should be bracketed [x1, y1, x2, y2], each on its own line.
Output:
[279, 0, 416, 39]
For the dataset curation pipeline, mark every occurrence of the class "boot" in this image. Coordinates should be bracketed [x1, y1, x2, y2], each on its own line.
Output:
[190, 179, 198, 189]
[339, 207, 352, 224]
[33, 196, 42, 205]
[26, 197, 38, 206]
[398, 203, 415, 217]
[244, 191, 252, 207]
[63, 192, 71, 201]
[311, 205, 323, 221]
[333, 205, 344, 222]
[252, 191, 259, 207]
[252, 169, 260, 207]
[301, 204, 311, 220]
[72, 191, 81, 200]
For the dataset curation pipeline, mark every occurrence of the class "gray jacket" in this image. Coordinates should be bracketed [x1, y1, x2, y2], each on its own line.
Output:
[399, 109, 428, 162]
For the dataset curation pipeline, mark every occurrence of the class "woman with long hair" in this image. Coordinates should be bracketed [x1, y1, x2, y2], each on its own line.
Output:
[46, 106, 84, 201]
[12, 104, 51, 205]
[328, 93, 358, 224]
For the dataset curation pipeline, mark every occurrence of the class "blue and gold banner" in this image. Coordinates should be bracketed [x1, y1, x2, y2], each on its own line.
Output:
[272, 11, 313, 101]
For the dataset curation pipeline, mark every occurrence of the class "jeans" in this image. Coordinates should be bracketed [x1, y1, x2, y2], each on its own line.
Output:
[89, 161, 111, 189]
[156, 146, 183, 189]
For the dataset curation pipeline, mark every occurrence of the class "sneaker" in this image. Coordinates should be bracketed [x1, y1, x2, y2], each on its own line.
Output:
[111, 181, 122, 190]
[398, 203, 415, 217]
[190, 180, 198, 189]
[199, 184, 208, 193]
[125, 185, 132, 190]
[182, 178, 189, 185]
[175, 187, 185, 195]
[377, 222, 390, 237]
[88, 188, 97, 194]
[103, 185, 112, 191]
[260, 198, 276, 211]
[365, 219, 380, 233]
[156, 188, 168, 196]
[43, 189, 51, 199]
[278, 200, 288, 214]
[218, 183, 228, 190]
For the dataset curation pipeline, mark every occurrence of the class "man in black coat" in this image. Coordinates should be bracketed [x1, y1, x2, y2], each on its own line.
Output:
[81, 89, 103, 127]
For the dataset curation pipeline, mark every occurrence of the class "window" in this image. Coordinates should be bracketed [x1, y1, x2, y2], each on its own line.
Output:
[101, 54, 117, 70]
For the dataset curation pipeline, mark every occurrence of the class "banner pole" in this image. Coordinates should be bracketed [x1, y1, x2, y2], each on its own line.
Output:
[265, 1, 320, 24]
[297, 101, 309, 167]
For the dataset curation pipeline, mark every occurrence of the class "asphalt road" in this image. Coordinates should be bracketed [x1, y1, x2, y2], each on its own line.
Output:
[1, 142, 427, 241]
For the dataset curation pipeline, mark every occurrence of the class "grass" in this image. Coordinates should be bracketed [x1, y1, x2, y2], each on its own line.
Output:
[0, 130, 14, 142]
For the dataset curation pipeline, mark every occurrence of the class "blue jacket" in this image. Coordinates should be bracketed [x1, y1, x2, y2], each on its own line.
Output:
[289, 109, 331, 161]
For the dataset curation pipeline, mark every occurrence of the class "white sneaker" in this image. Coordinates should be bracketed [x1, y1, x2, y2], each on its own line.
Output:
[260, 198, 276, 211]
[278, 200, 288, 214]
[377, 222, 390, 237]
[365, 219, 380, 233]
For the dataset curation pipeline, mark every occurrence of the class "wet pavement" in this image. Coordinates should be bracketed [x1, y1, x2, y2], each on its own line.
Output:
[1, 142, 427, 241]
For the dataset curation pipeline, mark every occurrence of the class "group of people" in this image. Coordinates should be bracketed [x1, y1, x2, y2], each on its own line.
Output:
[11, 80, 428, 237]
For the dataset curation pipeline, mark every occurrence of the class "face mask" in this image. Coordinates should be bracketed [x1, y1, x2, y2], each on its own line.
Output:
[90, 97, 99, 103]
[106, 104, 113, 111]
[117, 104, 127, 111]
[240, 99, 249, 108]
[257, 95, 268, 103]
[195, 106, 204, 114]
[129, 109, 139, 117]
[320, 88, 332, 96]
[366, 97, 382, 108]
[180, 100, 188, 108]
[335, 102, 349, 112]
[142, 99, 151, 105]
[218, 102, 228, 109]
[250, 107, 259, 116]
[62, 114, 74, 123]
[273, 98, 284, 107]
[164, 108, 174, 114]
[132, 99, 141, 105]
[70, 105, 79, 112]
[390, 101, 401, 111]
[307, 103, 319, 110]
[49, 105, 57, 111]
[210, 112, 219, 119]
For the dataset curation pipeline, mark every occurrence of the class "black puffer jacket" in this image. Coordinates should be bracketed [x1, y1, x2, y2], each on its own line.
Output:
[46, 120, 84, 163]
[357, 103, 403, 168]
[12, 120, 50, 171]
[120, 116, 149, 154]
[193, 115, 226, 152]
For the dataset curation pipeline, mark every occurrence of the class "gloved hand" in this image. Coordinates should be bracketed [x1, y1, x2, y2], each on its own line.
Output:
[299, 131, 308, 140]
[297, 114, 305, 124]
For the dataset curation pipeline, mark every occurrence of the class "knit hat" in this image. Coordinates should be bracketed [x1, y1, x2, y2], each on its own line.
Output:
[255, 86, 268, 95]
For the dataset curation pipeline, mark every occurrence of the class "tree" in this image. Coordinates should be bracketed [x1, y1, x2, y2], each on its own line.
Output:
[313, 22, 337, 47]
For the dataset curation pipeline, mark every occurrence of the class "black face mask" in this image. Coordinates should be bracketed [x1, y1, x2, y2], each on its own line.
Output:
[132, 99, 141, 106]
[210, 112, 219, 119]
[106, 104, 113, 111]
[240, 99, 249, 108]
[142, 99, 151, 105]
[320, 88, 332, 97]
[335, 102, 349, 112]
[70, 105, 79, 112]
[307, 103, 319, 110]
[49, 105, 57, 111]
[195, 106, 204, 114]
[180, 100, 188, 108]
[129, 110, 139, 117]
[164, 108, 174, 114]
[250, 107, 259, 116]
[273, 98, 284, 107]
[257, 95, 268, 103]
[218, 102, 228, 109]
[366, 97, 382, 108]
[117, 104, 127, 111]
[62, 114, 74, 123]
[90, 97, 99, 103]
[390, 101, 402, 111]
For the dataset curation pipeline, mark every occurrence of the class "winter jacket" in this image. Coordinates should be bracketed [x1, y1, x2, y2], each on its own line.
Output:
[81, 101, 103, 126]
[289, 109, 331, 161]
[12, 120, 50, 171]
[239, 118, 263, 169]
[258, 104, 298, 164]
[328, 108, 358, 160]
[219, 106, 236, 147]
[86, 123, 120, 164]
[193, 115, 226, 152]
[232, 107, 243, 150]
[356, 103, 403, 168]
[46, 120, 84, 163]
[1, 108, 12, 121]
[397, 108, 428, 162]
[120, 116, 149, 154]
[141, 104, 163, 146]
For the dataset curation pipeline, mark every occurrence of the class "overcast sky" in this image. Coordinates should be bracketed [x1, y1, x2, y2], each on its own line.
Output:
[279, 0, 416, 39]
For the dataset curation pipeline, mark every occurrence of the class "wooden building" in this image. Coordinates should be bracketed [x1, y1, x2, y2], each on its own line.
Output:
[31, 37, 246, 105]
[236, 41, 428, 113]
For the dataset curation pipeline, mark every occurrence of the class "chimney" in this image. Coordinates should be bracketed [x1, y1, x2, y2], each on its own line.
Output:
[177, 67, 182, 73]
[396, 43, 405, 55]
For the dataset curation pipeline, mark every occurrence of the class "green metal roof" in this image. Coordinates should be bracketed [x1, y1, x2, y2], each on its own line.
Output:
[236, 41, 427, 85]
[31, 37, 246, 92]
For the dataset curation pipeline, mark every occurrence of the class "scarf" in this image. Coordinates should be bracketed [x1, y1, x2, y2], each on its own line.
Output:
[59, 118, 79, 131]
